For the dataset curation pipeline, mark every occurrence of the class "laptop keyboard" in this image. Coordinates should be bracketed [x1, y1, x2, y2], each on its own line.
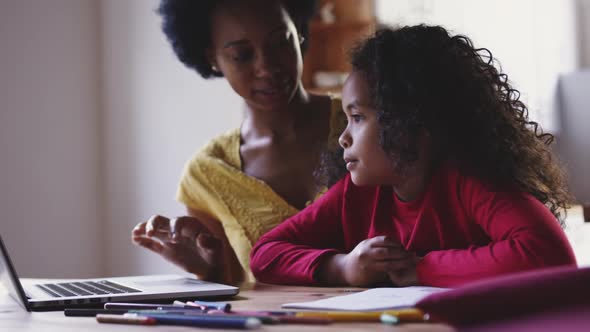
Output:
[36, 280, 141, 298]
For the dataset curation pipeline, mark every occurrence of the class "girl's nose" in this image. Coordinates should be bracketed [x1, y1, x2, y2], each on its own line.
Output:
[339, 131, 351, 149]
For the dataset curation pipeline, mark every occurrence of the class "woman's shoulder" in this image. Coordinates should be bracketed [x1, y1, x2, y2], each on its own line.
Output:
[189, 128, 241, 169]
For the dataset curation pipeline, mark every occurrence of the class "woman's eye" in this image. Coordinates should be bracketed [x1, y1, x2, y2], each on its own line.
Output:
[351, 114, 363, 123]
[231, 50, 254, 62]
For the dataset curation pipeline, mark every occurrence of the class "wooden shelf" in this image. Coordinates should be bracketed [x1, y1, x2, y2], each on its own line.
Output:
[308, 85, 343, 96]
[302, 0, 376, 91]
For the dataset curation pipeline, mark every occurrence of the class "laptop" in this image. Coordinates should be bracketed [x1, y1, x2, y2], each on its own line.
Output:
[0, 234, 239, 311]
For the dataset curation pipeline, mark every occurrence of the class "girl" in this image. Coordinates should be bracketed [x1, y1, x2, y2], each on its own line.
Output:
[131, 0, 345, 285]
[250, 25, 577, 287]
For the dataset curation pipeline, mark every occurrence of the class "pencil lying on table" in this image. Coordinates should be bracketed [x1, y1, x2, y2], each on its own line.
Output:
[97, 313, 262, 329]
[207, 309, 332, 324]
[294, 308, 427, 323]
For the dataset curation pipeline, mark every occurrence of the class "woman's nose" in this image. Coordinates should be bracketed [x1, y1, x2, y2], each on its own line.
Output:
[255, 53, 280, 77]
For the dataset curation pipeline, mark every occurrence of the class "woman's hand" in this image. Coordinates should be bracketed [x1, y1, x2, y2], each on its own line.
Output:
[131, 215, 223, 280]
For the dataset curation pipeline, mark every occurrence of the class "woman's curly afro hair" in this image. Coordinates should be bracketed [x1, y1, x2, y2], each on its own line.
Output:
[157, 0, 317, 78]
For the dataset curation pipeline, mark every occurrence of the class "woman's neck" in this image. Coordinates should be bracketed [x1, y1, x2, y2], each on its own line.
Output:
[242, 84, 312, 143]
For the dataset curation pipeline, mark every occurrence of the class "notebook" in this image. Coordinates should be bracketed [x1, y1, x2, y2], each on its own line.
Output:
[282, 286, 447, 311]
[0, 234, 238, 311]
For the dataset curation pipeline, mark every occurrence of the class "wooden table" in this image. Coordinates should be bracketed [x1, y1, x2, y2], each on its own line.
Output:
[0, 283, 454, 332]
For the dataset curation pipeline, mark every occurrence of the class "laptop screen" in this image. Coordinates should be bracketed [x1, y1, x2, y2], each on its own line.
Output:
[0, 235, 31, 311]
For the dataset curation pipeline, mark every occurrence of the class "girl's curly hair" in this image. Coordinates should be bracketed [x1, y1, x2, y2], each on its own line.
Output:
[157, 0, 317, 78]
[318, 25, 572, 225]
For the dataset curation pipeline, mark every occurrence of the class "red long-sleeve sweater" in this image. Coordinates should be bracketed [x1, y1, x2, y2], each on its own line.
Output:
[250, 163, 577, 287]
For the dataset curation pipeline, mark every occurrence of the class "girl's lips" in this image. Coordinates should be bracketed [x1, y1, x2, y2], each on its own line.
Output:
[345, 160, 358, 170]
[343, 157, 357, 163]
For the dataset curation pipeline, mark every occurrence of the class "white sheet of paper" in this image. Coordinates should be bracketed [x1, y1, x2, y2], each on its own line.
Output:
[282, 287, 447, 311]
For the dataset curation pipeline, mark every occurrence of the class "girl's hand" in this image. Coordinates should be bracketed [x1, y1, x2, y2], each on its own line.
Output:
[131, 215, 223, 280]
[387, 255, 421, 287]
[341, 236, 415, 286]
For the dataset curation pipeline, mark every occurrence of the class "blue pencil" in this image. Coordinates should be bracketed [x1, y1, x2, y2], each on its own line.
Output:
[127, 313, 261, 329]
[132, 311, 279, 324]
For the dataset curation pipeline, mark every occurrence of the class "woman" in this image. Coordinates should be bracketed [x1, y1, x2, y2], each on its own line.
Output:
[131, 0, 344, 285]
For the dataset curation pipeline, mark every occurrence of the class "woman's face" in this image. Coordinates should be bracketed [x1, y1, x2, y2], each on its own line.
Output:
[209, 0, 303, 111]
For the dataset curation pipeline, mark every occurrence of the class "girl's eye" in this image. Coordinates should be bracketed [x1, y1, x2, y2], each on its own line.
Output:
[351, 114, 363, 123]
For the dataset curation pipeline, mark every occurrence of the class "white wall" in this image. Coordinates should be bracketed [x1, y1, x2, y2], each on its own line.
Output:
[0, 0, 240, 278]
[375, 0, 579, 133]
[1, 0, 588, 279]
[0, 0, 103, 278]
[580, 0, 590, 67]
[557, 69, 590, 205]
[100, 0, 241, 276]
[560, 0, 590, 205]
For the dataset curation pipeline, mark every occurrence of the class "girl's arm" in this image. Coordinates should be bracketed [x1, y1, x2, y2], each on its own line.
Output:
[250, 179, 347, 285]
[417, 183, 577, 287]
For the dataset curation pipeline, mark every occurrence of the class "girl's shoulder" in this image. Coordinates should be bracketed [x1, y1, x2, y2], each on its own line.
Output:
[436, 161, 499, 193]
[437, 161, 529, 207]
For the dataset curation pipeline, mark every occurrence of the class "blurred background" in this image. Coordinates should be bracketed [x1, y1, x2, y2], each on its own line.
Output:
[1, 0, 588, 279]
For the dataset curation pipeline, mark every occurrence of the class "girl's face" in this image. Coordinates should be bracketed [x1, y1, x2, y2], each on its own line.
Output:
[208, 0, 303, 111]
[339, 71, 399, 186]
